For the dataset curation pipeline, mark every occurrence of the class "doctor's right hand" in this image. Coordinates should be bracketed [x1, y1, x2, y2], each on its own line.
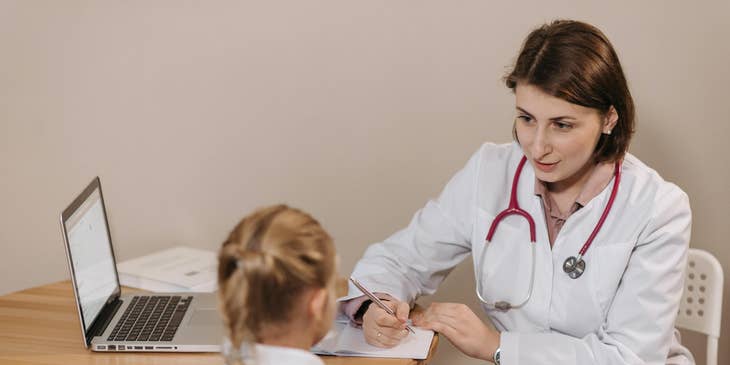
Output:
[362, 299, 411, 348]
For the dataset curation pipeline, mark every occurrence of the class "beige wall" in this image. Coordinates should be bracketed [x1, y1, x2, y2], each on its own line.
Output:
[2, 1, 728, 364]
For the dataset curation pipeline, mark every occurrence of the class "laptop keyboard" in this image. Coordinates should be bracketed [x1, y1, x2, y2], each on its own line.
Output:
[107, 295, 193, 342]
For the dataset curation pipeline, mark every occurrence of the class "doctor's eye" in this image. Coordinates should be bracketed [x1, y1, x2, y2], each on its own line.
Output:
[552, 121, 574, 130]
[516, 115, 533, 124]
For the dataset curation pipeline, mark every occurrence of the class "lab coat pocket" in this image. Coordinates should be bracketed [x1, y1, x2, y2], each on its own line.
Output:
[594, 241, 635, 316]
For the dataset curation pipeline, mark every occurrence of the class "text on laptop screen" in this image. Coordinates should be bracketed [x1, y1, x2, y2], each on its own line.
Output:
[65, 188, 118, 330]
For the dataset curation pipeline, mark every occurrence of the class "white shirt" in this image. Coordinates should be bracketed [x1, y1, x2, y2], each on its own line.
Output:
[223, 340, 324, 365]
[346, 142, 694, 365]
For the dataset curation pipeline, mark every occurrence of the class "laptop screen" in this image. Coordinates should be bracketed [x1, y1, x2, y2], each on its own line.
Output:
[63, 181, 119, 331]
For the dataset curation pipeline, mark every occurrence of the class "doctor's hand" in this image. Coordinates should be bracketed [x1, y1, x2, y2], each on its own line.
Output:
[361, 299, 411, 348]
[412, 302, 500, 361]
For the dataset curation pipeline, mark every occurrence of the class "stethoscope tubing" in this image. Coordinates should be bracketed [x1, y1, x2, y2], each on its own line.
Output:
[576, 161, 621, 257]
[476, 155, 621, 310]
[486, 156, 537, 243]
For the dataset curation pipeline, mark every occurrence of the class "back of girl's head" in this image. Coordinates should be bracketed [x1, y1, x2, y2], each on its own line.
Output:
[217, 204, 336, 351]
[505, 20, 635, 163]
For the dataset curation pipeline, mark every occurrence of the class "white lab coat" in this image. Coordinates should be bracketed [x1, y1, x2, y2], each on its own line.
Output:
[347, 142, 694, 365]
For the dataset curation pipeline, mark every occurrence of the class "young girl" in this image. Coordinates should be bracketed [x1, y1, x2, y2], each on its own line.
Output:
[217, 204, 337, 365]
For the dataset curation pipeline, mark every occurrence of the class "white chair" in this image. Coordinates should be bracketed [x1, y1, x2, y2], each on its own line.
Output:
[676, 248, 724, 365]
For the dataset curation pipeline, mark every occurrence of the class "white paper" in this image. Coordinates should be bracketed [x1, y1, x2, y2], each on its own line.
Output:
[312, 317, 434, 359]
[117, 246, 217, 292]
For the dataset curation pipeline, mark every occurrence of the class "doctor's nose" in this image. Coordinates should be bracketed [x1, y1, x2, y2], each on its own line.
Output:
[530, 126, 552, 159]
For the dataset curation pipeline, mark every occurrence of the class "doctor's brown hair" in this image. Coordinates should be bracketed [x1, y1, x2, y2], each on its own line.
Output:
[505, 20, 635, 163]
[217, 204, 336, 364]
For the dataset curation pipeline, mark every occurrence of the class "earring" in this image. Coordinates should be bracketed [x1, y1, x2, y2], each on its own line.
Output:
[603, 130, 612, 135]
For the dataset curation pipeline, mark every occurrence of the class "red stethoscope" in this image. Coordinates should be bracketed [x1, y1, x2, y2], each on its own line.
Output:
[475, 156, 621, 311]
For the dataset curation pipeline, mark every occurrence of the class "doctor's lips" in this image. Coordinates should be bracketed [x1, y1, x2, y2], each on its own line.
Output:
[534, 160, 558, 172]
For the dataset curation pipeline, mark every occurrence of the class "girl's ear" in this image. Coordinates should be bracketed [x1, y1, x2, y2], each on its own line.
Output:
[307, 287, 328, 321]
[604, 106, 618, 134]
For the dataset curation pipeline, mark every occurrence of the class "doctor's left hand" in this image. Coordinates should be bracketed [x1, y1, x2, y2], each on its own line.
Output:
[412, 302, 500, 362]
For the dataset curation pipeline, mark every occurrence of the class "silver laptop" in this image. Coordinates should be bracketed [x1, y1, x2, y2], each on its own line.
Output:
[60, 177, 223, 352]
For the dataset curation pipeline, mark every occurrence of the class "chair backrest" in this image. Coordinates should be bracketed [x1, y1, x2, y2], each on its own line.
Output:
[676, 248, 723, 365]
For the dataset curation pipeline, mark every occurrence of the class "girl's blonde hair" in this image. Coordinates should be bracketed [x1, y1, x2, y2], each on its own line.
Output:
[217, 204, 336, 363]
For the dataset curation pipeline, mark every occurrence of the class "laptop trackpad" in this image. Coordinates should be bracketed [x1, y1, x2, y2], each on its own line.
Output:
[189, 309, 221, 327]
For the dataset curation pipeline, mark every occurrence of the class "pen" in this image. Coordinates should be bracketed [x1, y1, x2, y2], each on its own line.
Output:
[349, 277, 416, 334]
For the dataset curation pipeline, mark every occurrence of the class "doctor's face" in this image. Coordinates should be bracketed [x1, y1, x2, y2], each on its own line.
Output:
[514, 83, 610, 189]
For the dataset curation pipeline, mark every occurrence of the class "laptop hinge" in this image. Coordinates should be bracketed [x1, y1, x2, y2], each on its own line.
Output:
[86, 297, 123, 346]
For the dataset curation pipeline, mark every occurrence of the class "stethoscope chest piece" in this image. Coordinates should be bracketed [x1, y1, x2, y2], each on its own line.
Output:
[563, 256, 586, 279]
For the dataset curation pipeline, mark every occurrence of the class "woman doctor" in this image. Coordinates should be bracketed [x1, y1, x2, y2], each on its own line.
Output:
[341, 20, 694, 364]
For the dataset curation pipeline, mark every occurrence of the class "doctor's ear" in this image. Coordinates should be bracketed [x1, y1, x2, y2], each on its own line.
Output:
[307, 287, 328, 322]
[603, 106, 618, 135]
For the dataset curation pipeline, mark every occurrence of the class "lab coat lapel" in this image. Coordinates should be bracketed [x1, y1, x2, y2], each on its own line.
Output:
[544, 171, 619, 337]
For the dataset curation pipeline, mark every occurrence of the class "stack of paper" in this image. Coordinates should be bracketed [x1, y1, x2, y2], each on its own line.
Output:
[117, 246, 217, 292]
[312, 315, 434, 359]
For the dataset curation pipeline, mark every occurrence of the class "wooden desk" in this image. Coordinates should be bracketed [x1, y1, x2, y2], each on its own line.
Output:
[0, 281, 438, 365]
